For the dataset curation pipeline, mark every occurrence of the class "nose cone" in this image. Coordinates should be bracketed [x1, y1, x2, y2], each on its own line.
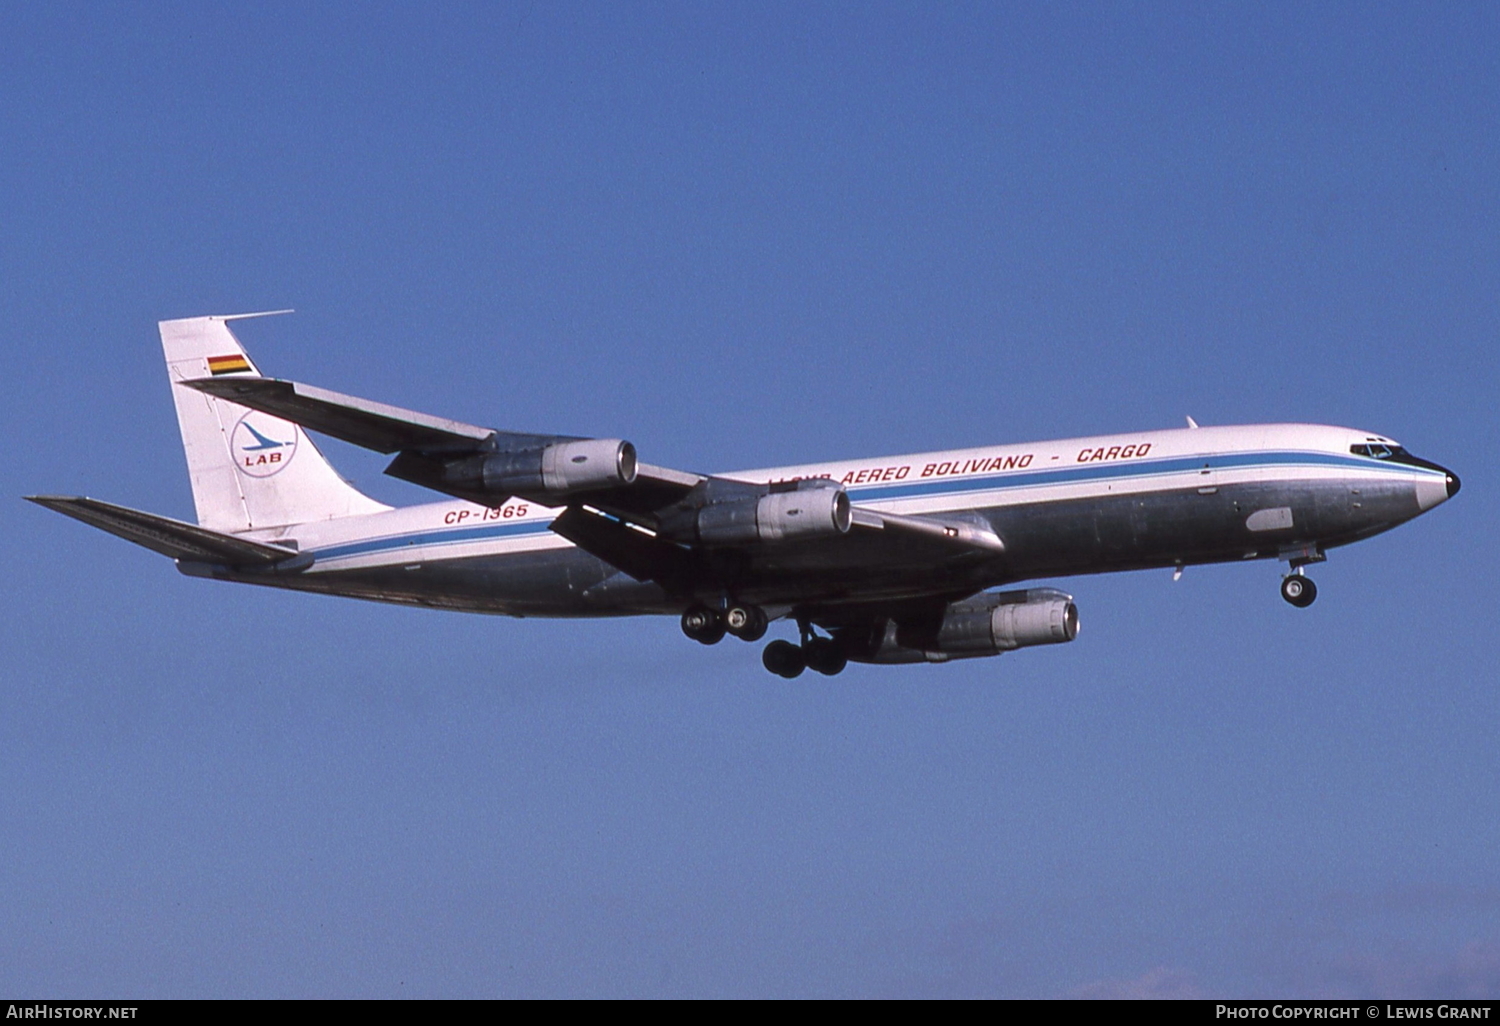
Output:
[1415, 464, 1460, 512]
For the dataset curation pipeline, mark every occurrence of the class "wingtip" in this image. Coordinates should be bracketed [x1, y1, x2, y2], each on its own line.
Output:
[215, 309, 295, 322]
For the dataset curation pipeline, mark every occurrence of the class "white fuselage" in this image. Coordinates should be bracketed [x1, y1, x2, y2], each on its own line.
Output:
[207, 421, 1452, 617]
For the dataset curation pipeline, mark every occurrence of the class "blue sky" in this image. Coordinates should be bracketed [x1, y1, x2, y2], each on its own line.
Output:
[2, 2, 1497, 997]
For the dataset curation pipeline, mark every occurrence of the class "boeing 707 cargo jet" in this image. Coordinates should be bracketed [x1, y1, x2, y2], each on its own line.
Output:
[29, 313, 1460, 677]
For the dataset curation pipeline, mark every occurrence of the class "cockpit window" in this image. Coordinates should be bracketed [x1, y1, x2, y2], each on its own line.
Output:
[1350, 443, 1445, 472]
[1350, 443, 1403, 460]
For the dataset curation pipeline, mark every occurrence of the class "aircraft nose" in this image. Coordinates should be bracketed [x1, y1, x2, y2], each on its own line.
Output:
[1414, 462, 1460, 512]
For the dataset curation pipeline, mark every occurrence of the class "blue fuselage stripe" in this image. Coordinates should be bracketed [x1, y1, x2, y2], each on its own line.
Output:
[316, 518, 546, 561]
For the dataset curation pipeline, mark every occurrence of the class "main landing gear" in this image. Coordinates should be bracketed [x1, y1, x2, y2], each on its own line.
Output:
[762, 624, 847, 679]
[764, 639, 849, 678]
[680, 604, 847, 677]
[680, 604, 726, 644]
[681, 602, 768, 644]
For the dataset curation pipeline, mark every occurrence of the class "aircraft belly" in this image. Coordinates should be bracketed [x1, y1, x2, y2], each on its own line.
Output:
[994, 478, 1386, 579]
[225, 546, 669, 617]
[667, 478, 1383, 606]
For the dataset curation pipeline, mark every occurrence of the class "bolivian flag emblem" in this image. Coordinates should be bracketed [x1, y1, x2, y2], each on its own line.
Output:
[207, 354, 252, 376]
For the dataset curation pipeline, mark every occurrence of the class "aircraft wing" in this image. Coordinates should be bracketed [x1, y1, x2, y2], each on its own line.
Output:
[182, 376, 512, 454]
[179, 374, 1004, 595]
[180, 376, 706, 511]
[26, 496, 304, 567]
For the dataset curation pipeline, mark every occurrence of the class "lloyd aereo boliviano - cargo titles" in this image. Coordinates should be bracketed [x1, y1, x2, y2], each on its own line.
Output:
[29, 312, 1461, 678]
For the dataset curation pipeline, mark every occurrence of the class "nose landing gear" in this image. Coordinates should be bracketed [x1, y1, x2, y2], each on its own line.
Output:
[1278, 544, 1324, 608]
[1280, 572, 1317, 608]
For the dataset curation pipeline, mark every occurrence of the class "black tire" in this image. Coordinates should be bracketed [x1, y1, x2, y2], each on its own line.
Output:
[724, 605, 768, 642]
[1280, 575, 1317, 608]
[681, 605, 726, 644]
[762, 639, 806, 678]
[804, 638, 848, 676]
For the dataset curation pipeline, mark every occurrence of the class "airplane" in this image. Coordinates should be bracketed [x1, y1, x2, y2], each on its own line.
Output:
[28, 312, 1460, 678]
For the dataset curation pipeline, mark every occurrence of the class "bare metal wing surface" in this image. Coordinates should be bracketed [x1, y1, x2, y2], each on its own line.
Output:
[182, 376, 501, 454]
[181, 374, 705, 515]
[27, 312, 1461, 677]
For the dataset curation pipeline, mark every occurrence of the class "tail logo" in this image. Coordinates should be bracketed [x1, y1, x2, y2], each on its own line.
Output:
[231, 412, 299, 477]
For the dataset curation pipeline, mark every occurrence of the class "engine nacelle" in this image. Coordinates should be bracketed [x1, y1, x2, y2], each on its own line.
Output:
[937, 588, 1079, 656]
[847, 588, 1080, 664]
[692, 487, 852, 546]
[471, 438, 637, 498]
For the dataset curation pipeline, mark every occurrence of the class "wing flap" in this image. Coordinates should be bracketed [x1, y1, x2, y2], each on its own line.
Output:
[27, 496, 301, 567]
[549, 505, 699, 592]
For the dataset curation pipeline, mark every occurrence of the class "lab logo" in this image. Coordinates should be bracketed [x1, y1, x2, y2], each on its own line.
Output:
[231, 412, 298, 477]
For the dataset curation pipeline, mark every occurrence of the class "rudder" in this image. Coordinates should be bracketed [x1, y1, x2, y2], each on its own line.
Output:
[160, 313, 390, 532]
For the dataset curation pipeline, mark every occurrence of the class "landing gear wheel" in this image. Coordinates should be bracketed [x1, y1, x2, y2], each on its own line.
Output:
[763, 639, 806, 678]
[724, 604, 768, 642]
[803, 638, 848, 676]
[1280, 574, 1317, 608]
[681, 605, 726, 644]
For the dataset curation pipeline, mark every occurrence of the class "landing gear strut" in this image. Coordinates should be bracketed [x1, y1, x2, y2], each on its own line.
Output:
[1280, 572, 1317, 608]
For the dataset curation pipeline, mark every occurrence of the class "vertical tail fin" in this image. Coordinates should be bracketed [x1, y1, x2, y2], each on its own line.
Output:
[160, 313, 390, 533]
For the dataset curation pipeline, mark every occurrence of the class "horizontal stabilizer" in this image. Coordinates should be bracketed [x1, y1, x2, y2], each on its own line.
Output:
[27, 496, 302, 567]
[181, 376, 506, 455]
